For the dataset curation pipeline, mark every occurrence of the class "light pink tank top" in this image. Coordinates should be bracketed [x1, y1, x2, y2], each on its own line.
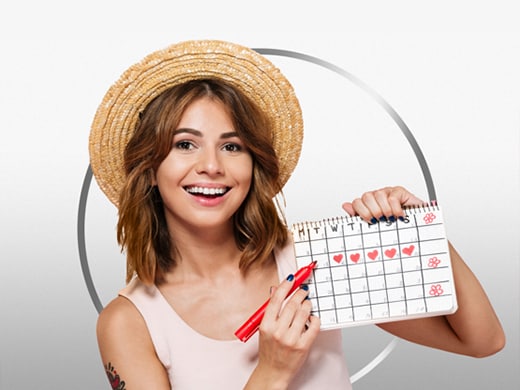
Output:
[120, 241, 352, 389]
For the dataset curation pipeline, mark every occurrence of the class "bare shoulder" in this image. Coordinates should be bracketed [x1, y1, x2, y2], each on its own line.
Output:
[97, 295, 145, 338]
[96, 295, 153, 356]
[96, 296, 171, 388]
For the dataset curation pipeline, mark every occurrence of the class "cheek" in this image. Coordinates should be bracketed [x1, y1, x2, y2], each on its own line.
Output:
[237, 157, 253, 186]
[155, 155, 183, 186]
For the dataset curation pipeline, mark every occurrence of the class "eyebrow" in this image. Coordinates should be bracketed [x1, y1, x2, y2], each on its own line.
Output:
[173, 128, 239, 139]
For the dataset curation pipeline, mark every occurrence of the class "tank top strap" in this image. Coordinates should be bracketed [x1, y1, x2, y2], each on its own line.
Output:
[119, 278, 173, 370]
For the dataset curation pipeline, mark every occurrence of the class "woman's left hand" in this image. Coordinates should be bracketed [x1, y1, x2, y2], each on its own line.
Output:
[341, 186, 424, 223]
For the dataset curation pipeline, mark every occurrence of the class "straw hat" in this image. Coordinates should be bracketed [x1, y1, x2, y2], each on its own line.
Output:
[89, 40, 303, 206]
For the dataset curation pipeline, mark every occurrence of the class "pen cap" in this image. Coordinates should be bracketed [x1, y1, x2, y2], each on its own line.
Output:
[235, 325, 255, 342]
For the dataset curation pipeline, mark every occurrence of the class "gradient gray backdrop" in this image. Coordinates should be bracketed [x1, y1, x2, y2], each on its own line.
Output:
[1, 2, 519, 389]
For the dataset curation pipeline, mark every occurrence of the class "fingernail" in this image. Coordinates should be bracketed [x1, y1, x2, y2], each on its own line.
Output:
[286, 274, 294, 281]
[388, 216, 396, 222]
[379, 216, 387, 222]
[300, 284, 309, 291]
[398, 216, 405, 221]
[370, 217, 377, 224]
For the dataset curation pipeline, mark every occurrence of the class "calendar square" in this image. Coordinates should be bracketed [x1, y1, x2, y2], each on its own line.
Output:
[337, 308, 354, 323]
[385, 273, 404, 289]
[368, 275, 386, 290]
[316, 295, 335, 310]
[353, 305, 372, 321]
[332, 279, 350, 294]
[369, 289, 388, 304]
[407, 299, 427, 314]
[335, 293, 352, 308]
[366, 261, 384, 276]
[387, 287, 405, 302]
[389, 301, 407, 316]
[351, 291, 370, 306]
[350, 278, 368, 293]
[371, 303, 390, 319]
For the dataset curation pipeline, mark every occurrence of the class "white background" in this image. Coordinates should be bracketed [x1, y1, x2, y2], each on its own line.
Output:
[1, 1, 519, 389]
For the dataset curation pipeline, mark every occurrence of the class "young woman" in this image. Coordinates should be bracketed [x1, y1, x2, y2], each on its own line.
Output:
[90, 40, 504, 389]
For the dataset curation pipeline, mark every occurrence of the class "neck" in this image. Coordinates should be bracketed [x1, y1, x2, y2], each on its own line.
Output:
[167, 223, 243, 280]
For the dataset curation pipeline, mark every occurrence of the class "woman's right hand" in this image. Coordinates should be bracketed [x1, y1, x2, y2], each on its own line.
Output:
[244, 276, 321, 389]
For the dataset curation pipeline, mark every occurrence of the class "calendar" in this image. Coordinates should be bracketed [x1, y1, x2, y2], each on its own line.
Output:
[291, 204, 457, 330]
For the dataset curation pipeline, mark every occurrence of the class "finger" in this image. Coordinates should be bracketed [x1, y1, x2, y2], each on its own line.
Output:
[387, 186, 425, 218]
[301, 314, 321, 341]
[289, 297, 313, 332]
[387, 189, 406, 219]
[343, 197, 390, 221]
[358, 193, 385, 223]
[347, 197, 376, 223]
[275, 290, 313, 345]
[275, 288, 310, 331]
[389, 186, 424, 208]
[341, 202, 355, 217]
[269, 285, 276, 296]
[263, 274, 296, 322]
[373, 188, 394, 220]
[351, 187, 426, 223]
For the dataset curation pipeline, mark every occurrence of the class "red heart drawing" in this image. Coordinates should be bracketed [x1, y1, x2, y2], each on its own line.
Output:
[350, 253, 360, 263]
[402, 245, 415, 256]
[368, 250, 378, 260]
[384, 248, 397, 258]
[333, 254, 343, 263]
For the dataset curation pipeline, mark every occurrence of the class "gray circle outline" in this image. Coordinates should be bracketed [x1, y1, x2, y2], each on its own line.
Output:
[78, 164, 103, 314]
[256, 48, 436, 201]
[77, 47, 437, 383]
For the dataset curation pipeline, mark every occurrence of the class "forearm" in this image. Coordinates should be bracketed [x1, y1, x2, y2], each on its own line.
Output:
[442, 242, 505, 356]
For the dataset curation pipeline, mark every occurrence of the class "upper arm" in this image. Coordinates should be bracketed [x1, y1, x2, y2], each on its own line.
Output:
[377, 316, 461, 352]
[96, 296, 171, 389]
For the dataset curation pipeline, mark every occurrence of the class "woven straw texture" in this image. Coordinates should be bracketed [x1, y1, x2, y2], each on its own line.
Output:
[89, 40, 303, 206]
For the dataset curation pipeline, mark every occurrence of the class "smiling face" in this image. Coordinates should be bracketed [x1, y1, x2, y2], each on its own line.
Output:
[155, 96, 253, 235]
[118, 79, 288, 282]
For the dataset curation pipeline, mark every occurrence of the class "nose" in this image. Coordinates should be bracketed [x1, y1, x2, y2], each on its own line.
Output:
[196, 147, 223, 176]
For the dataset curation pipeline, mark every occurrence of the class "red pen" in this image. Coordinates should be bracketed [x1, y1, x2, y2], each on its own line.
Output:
[234, 260, 317, 342]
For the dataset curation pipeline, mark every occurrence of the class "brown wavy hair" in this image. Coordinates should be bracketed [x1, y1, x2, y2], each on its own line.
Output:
[117, 79, 288, 284]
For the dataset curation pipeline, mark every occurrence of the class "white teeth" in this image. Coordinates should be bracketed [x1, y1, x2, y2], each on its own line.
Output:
[186, 186, 227, 195]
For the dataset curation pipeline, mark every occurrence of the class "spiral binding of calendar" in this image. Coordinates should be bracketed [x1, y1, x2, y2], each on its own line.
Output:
[291, 202, 440, 231]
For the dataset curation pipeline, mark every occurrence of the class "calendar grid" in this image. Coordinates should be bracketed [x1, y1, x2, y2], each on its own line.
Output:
[340, 223, 354, 323]
[361, 222, 372, 321]
[414, 213, 427, 312]
[324, 223, 341, 323]
[291, 204, 457, 330]
[378, 221, 391, 319]
[395, 216, 408, 317]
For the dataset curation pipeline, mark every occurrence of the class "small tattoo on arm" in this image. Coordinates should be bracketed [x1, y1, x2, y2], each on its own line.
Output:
[104, 362, 127, 390]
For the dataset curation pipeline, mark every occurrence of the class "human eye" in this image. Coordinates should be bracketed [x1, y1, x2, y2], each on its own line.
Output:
[174, 140, 195, 151]
[222, 142, 243, 153]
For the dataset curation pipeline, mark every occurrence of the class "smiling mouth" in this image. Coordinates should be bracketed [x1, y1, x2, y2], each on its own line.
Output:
[184, 186, 230, 197]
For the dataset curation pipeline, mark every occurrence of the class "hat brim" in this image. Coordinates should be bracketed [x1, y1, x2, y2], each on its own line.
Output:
[89, 40, 303, 206]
